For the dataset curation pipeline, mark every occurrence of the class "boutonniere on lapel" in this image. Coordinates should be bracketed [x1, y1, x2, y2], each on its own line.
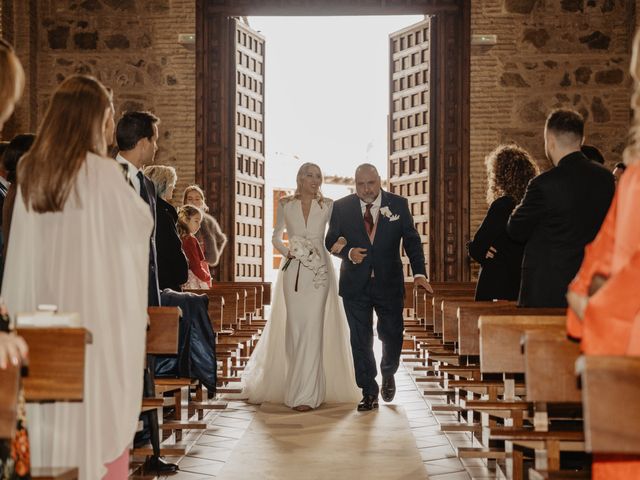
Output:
[379, 206, 400, 222]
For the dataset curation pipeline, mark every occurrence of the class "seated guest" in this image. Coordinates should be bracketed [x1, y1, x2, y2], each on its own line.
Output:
[507, 109, 615, 307]
[0, 38, 30, 480]
[178, 205, 212, 289]
[468, 144, 538, 301]
[143, 165, 188, 291]
[613, 162, 626, 184]
[2, 75, 151, 479]
[2, 134, 35, 265]
[581, 144, 605, 165]
[183, 185, 227, 270]
[566, 29, 640, 480]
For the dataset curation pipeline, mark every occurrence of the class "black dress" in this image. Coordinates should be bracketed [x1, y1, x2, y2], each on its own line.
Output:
[155, 196, 189, 291]
[468, 196, 524, 301]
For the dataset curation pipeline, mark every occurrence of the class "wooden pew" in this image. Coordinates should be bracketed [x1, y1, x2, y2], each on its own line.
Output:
[577, 355, 640, 454]
[17, 326, 92, 480]
[476, 315, 584, 479]
[0, 362, 20, 440]
[144, 307, 209, 446]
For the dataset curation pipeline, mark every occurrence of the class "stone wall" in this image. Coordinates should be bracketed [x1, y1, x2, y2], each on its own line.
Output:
[5, 1, 637, 269]
[470, 0, 636, 274]
[9, 0, 196, 197]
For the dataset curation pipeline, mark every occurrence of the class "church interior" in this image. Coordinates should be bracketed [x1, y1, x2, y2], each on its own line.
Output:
[1, 1, 640, 479]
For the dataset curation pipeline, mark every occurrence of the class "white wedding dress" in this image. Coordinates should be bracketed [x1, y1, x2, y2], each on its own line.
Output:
[241, 197, 360, 408]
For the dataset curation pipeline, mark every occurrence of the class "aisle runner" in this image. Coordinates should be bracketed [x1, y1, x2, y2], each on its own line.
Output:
[216, 402, 429, 480]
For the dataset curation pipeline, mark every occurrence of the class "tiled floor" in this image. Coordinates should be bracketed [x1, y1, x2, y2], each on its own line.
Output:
[158, 360, 499, 479]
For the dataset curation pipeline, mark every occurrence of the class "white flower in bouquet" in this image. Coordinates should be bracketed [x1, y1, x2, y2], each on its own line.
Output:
[282, 235, 328, 288]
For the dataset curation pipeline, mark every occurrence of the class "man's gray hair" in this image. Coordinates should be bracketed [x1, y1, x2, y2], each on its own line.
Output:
[355, 163, 379, 175]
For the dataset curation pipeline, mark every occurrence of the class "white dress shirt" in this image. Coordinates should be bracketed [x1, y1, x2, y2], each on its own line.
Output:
[116, 153, 141, 195]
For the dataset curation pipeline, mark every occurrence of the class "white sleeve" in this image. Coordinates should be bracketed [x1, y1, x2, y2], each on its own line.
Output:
[272, 200, 289, 257]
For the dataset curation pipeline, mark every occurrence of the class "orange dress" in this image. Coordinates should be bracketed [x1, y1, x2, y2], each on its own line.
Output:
[567, 162, 640, 479]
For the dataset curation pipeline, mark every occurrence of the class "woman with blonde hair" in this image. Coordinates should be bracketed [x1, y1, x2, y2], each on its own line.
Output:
[183, 185, 227, 269]
[2, 75, 152, 479]
[143, 165, 188, 291]
[0, 38, 30, 480]
[566, 29, 640, 480]
[468, 144, 539, 300]
[240, 162, 359, 411]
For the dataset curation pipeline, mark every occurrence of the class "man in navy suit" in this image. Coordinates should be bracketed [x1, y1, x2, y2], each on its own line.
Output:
[326, 164, 432, 411]
[116, 111, 178, 474]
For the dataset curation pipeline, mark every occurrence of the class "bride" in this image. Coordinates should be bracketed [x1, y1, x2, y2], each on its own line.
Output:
[241, 162, 360, 411]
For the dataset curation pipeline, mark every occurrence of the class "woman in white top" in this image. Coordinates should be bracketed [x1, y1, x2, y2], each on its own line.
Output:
[2, 75, 152, 479]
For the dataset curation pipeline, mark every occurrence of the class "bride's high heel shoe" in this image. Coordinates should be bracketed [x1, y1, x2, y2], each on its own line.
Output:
[292, 405, 313, 412]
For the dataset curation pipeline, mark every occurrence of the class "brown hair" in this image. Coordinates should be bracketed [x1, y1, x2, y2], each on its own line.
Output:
[625, 30, 640, 165]
[18, 75, 113, 213]
[183, 184, 209, 212]
[177, 204, 202, 238]
[485, 144, 539, 205]
[0, 39, 25, 127]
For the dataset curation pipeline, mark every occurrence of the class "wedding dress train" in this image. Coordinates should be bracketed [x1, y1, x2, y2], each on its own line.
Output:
[241, 197, 360, 408]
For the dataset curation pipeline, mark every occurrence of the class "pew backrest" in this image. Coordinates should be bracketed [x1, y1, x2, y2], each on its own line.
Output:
[0, 362, 20, 439]
[147, 307, 180, 355]
[478, 315, 567, 373]
[577, 355, 640, 454]
[523, 329, 581, 403]
[17, 327, 91, 401]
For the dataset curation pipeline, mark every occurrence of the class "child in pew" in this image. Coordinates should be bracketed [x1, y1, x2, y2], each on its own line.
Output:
[178, 205, 212, 289]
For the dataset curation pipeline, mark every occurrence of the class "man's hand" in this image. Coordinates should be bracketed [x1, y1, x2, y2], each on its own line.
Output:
[0, 332, 28, 370]
[567, 291, 588, 321]
[349, 248, 368, 264]
[330, 237, 347, 254]
[485, 246, 497, 259]
[414, 276, 433, 294]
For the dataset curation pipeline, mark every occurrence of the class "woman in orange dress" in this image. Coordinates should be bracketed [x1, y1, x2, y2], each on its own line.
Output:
[566, 29, 640, 480]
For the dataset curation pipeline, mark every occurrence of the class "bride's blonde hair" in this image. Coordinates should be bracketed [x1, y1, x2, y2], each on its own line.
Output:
[282, 162, 325, 205]
[625, 30, 640, 165]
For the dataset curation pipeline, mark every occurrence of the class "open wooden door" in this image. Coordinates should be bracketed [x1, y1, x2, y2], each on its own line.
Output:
[232, 19, 266, 281]
[388, 18, 433, 279]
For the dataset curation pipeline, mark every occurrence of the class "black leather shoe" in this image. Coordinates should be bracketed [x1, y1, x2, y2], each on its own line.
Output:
[144, 456, 179, 474]
[357, 395, 379, 412]
[381, 375, 396, 402]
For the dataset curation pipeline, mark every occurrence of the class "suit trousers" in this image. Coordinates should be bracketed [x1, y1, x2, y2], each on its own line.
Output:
[342, 278, 404, 397]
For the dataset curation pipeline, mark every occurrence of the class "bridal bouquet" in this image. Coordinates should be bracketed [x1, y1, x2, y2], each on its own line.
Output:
[282, 235, 328, 289]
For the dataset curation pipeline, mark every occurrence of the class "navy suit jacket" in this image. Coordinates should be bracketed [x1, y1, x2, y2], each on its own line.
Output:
[141, 175, 161, 307]
[325, 190, 426, 300]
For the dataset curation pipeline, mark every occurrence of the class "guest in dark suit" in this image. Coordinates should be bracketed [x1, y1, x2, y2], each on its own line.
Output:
[581, 144, 605, 165]
[326, 164, 433, 412]
[116, 111, 178, 474]
[468, 144, 539, 301]
[143, 165, 188, 291]
[507, 109, 615, 307]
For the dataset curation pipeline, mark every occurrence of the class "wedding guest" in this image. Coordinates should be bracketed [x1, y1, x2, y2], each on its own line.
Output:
[613, 162, 626, 184]
[2, 75, 151, 479]
[581, 144, 605, 165]
[507, 109, 615, 307]
[115, 111, 178, 475]
[2, 134, 35, 265]
[183, 185, 227, 268]
[177, 205, 211, 289]
[0, 39, 29, 480]
[468, 144, 538, 301]
[566, 29, 640, 480]
[143, 165, 188, 291]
